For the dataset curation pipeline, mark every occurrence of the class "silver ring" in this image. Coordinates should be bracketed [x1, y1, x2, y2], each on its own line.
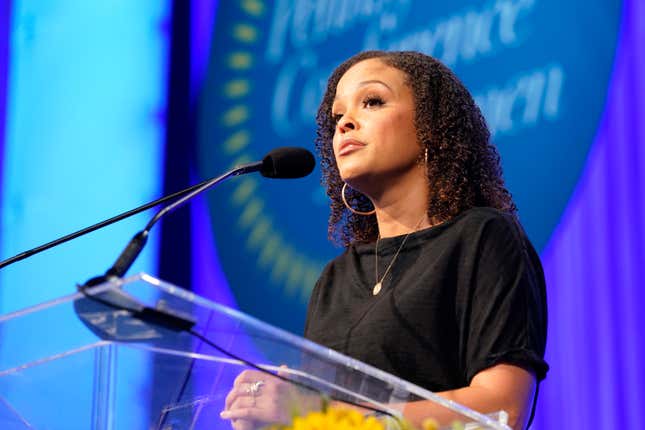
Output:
[245, 380, 265, 397]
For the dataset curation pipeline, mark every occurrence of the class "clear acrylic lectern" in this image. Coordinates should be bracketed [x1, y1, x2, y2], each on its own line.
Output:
[0, 274, 509, 429]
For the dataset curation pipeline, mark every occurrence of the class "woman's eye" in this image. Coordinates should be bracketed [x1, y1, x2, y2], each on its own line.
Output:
[362, 96, 384, 108]
[332, 113, 343, 123]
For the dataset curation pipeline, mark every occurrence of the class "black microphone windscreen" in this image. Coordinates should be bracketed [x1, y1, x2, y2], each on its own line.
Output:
[260, 147, 315, 179]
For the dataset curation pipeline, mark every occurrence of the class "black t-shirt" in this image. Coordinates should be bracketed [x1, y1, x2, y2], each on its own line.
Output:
[304, 207, 548, 392]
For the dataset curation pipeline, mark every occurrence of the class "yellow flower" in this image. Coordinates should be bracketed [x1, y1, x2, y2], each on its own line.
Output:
[276, 407, 386, 430]
[267, 406, 457, 430]
[421, 418, 440, 430]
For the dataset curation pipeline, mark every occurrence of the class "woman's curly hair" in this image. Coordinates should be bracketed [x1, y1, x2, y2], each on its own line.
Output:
[315, 50, 517, 247]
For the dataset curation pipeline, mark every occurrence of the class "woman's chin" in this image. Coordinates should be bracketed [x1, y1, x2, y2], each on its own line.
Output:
[338, 162, 372, 182]
[340, 171, 367, 186]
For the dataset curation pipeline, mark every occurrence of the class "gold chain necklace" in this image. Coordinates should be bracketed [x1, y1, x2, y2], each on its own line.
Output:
[373, 215, 426, 295]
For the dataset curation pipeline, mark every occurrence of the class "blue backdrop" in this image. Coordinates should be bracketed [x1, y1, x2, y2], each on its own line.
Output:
[196, 0, 621, 332]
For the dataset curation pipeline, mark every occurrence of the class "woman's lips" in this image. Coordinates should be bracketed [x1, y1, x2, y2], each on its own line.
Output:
[337, 139, 366, 156]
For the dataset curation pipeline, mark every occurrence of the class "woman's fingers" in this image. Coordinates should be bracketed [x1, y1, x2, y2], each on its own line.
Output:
[226, 370, 267, 410]
[225, 382, 258, 410]
[222, 386, 290, 424]
[222, 367, 295, 426]
[221, 405, 280, 423]
[221, 396, 271, 422]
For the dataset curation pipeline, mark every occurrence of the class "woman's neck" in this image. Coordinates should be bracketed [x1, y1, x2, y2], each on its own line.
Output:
[371, 169, 432, 238]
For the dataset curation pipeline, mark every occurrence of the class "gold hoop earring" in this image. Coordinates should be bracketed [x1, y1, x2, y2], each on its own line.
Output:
[342, 183, 375, 216]
[424, 146, 429, 165]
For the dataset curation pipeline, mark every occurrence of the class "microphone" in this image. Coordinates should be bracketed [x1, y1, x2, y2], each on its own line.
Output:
[0, 147, 315, 271]
[260, 146, 315, 178]
[82, 147, 314, 286]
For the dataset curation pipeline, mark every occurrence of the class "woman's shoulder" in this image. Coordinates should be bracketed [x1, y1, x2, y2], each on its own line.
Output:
[453, 206, 517, 227]
[455, 207, 541, 275]
[447, 206, 523, 241]
[431, 207, 538, 269]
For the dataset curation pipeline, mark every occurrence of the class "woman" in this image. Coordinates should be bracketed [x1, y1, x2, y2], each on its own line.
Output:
[221, 51, 548, 429]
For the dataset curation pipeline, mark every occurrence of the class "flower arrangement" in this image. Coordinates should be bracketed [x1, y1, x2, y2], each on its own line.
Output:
[265, 407, 384, 430]
[264, 406, 463, 430]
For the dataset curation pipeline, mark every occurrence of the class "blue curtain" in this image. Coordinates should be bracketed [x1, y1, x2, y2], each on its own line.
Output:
[534, 1, 645, 427]
[0, 2, 170, 427]
[0, 1, 9, 234]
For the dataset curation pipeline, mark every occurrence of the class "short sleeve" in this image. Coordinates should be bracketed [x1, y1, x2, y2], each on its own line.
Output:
[303, 277, 322, 339]
[462, 214, 549, 383]
[303, 259, 334, 339]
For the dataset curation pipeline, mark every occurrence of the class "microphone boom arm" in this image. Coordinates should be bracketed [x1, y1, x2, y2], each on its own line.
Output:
[86, 161, 263, 285]
[0, 162, 262, 271]
[144, 161, 262, 235]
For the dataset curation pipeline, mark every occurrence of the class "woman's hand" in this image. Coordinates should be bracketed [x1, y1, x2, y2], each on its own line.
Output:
[220, 368, 302, 430]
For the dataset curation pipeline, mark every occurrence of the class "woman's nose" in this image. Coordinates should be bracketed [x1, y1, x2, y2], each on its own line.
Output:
[337, 115, 356, 133]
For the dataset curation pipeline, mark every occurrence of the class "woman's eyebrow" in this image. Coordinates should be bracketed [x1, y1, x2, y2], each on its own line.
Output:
[334, 80, 393, 102]
[357, 79, 393, 91]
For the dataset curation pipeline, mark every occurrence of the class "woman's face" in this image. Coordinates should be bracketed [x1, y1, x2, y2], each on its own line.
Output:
[331, 58, 421, 196]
